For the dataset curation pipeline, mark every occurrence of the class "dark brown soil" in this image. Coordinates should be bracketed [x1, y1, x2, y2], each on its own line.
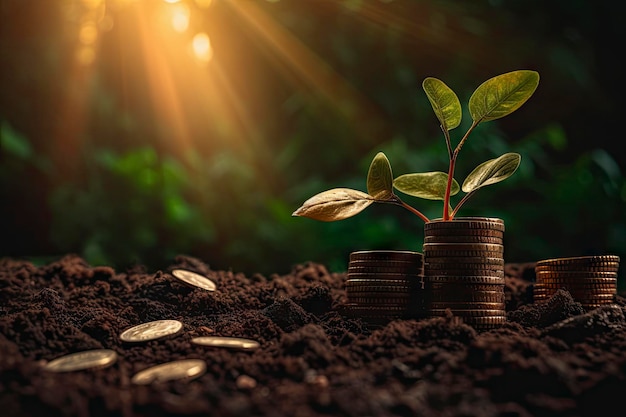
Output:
[1, 254, 626, 417]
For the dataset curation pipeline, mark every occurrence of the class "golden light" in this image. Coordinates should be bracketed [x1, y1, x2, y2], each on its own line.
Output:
[79, 22, 99, 44]
[55, 0, 408, 167]
[191, 32, 213, 63]
[171, 4, 190, 33]
[194, 0, 213, 8]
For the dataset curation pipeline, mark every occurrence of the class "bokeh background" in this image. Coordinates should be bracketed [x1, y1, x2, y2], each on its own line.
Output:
[2, 0, 625, 279]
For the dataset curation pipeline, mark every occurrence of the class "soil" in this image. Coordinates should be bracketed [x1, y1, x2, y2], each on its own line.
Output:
[1, 254, 626, 417]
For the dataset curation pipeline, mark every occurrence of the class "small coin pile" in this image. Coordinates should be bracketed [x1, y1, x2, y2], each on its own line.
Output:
[422, 217, 506, 330]
[344, 250, 424, 325]
[533, 255, 620, 310]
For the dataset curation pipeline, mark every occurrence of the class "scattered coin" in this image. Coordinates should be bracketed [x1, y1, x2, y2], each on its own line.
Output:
[171, 269, 217, 291]
[191, 336, 260, 351]
[120, 319, 183, 343]
[42, 349, 118, 373]
[131, 359, 206, 385]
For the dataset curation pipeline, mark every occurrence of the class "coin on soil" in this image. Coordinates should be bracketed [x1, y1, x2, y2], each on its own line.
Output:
[120, 319, 183, 343]
[131, 359, 206, 385]
[42, 349, 118, 373]
[171, 269, 217, 291]
[191, 336, 260, 351]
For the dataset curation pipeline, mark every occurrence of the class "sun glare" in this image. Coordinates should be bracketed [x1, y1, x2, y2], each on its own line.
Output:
[171, 4, 190, 32]
[191, 33, 213, 63]
[58, 0, 407, 165]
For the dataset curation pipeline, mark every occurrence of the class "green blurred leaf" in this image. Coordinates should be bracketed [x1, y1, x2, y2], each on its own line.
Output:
[1, 121, 32, 159]
[393, 171, 460, 200]
[461, 152, 522, 193]
[422, 78, 462, 131]
[292, 188, 374, 221]
[367, 152, 394, 199]
[469, 70, 539, 123]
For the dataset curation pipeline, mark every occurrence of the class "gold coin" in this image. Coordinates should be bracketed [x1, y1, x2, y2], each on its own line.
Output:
[424, 267, 505, 277]
[346, 278, 413, 285]
[43, 349, 117, 373]
[423, 243, 504, 252]
[347, 272, 423, 280]
[539, 283, 616, 291]
[425, 218, 505, 232]
[535, 271, 617, 279]
[427, 301, 505, 310]
[348, 265, 423, 274]
[120, 319, 183, 343]
[348, 296, 411, 306]
[425, 256, 504, 265]
[346, 286, 415, 295]
[460, 315, 508, 328]
[424, 235, 503, 244]
[349, 250, 423, 262]
[535, 263, 620, 272]
[423, 275, 505, 285]
[191, 336, 260, 351]
[423, 250, 504, 259]
[426, 290, 505, 303]
[428, 309, 506, 317]
[344, 304, 407, 317]
[536, 255, 620, 267]
[171, 269, 217, 291]
[424, 229, 505, 239]
[426, 283, 504, 292]
[131, 359, 206, 385]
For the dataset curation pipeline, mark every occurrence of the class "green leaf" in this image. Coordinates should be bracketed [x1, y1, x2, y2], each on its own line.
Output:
[461, 152, 522, 193]
[393, 172, 460, 200]
[422, 77, 462, 131]
[469, 70, 539, 123]
[292, 188, 374, 221]
[367, 152, 394, 199]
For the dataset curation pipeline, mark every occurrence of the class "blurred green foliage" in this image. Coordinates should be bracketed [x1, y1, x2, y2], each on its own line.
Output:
[1, 0, 625, 290]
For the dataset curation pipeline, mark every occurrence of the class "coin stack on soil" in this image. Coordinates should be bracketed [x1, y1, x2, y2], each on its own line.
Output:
[422, 217, 506, 330]
[344, 250, 424, 325]
[533, 255, 620, 310]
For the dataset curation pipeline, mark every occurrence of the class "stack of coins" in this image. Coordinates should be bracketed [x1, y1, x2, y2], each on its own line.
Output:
[423, 217, 506, 330]
[344, 250, 424, 326]
[533, 255, 620, 310]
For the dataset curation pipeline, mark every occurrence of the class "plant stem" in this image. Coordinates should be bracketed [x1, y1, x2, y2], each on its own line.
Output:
[441, 125, 453, 160]
[382, 197, 430, 223]
[443, 121, 480, 221]
[443, 158, 455, 221]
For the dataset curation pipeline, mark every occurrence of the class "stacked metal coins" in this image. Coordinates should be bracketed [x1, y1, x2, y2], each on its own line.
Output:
[422, 217, 506, 330]
[344, 250, 424, 326]
[533, 255, 620, 310]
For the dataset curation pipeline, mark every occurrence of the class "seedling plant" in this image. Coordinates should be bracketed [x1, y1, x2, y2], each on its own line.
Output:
[293, 70, 540, 223]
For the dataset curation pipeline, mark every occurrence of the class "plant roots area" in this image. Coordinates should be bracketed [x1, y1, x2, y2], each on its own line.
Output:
[1, 254, 625, 417]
